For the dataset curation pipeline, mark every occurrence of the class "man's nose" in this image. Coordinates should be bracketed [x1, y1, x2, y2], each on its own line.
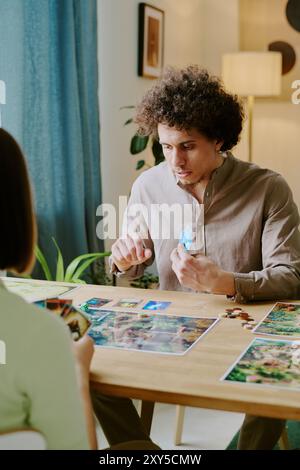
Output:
[172, 148, 186, 167]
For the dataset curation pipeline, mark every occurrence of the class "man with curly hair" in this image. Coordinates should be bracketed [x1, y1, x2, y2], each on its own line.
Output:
[92, 66, 300, 449]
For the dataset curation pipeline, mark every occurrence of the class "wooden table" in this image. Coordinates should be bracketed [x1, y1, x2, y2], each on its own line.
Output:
[5, 278, 300, 426]
[63, 283, 300, 423]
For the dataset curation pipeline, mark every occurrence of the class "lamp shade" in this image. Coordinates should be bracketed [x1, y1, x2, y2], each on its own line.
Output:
[222, 52, 282, 97]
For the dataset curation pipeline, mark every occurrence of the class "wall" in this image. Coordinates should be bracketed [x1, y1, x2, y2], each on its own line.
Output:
[97, 0, 204, 249]
[201, 0, 239, 75]
[98, 0, 300, 253]
[198, 0, 300, 210]
[252, 102, 300, 207]
[202, 0, 300, 209]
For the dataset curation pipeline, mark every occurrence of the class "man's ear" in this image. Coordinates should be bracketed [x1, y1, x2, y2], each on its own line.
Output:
[216, 140, 224, 152]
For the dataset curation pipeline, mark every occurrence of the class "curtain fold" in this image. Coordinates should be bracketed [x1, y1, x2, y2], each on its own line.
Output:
[0, 0, 102, 273]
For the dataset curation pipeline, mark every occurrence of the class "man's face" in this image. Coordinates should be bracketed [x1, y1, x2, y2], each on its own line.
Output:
[158, 123, 221, 185]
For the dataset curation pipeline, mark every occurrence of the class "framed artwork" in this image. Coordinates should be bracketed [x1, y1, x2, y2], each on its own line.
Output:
[138, 3, 164, 78]
[240, 0, 300, 101]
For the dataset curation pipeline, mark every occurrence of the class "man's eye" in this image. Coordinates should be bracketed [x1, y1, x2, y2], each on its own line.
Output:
[162, 145, 171, 150]
[183, 145, 193, 150]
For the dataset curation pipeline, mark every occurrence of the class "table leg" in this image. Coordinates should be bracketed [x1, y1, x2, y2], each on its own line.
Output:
[140, 401, 155, 435]
[174, 405, 185, 445]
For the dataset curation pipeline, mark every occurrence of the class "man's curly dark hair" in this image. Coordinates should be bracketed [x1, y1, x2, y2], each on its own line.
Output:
[135, 65, 244, 152]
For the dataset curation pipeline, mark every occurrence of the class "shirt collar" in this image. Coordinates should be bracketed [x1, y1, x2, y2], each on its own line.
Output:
[169, 151, 231, 188]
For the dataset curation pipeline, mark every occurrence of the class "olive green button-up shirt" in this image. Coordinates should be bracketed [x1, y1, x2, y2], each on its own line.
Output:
[0, 280, 89, 449]
[111, 153, 300, 303]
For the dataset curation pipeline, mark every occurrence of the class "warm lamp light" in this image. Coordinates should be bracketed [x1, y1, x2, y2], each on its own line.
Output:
[222, 52, 282, 162]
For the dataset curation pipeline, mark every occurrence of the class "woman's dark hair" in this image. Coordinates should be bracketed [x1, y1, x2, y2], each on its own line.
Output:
[135, 65, 244, 151]
[0, 128, 36, 273]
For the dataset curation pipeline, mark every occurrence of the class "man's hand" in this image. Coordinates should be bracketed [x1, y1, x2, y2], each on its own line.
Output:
[111, 235, 152, 272]
[170, 244, 236, 295]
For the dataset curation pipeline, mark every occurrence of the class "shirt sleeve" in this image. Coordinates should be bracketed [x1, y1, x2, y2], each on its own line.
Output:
[19, 311, 90, 450]
[233, 175, 300, 303]
[110, 177, 155, 280]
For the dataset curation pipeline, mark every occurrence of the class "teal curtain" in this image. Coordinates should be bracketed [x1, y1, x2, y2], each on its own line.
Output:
[0, 0, 102, 270]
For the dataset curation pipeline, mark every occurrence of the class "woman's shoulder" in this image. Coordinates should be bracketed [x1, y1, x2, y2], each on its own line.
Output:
[0, 283, 70, 345]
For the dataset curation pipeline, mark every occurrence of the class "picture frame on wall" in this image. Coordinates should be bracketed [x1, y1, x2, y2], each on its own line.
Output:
[138, 3, 164, 78]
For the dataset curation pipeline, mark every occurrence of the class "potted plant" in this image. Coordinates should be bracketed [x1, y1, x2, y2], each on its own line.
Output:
[22, 237, 111, 285]
[122, 106, 165, 170]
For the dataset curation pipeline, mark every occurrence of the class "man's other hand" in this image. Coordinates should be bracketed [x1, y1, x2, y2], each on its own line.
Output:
[170, 243, 235, 296]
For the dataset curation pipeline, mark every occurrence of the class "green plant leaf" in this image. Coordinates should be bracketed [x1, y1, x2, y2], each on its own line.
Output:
[136, 160, 145, 170]
[124, 118, 133, 126]
[152, 139, 165, 165]
[130, 135, 149, 154]
[65, 252, 111, 282]
[72, 255, 104, 281]
[18, 273, 32, 279]
[52, 237, 65, 282]
[71, 278, 87, 284]
[34, 245, 53, 281]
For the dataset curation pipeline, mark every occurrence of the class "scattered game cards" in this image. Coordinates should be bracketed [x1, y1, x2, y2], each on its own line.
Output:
[142, 300, 171, 311]
[35, 298, 72, 315]
[34, 297, 91, 341]
[252, 302, 300, 338]
[2, 278, 78, 302]
[113, 298, 142, 308]
[82, 297, 112, 309]
[88, 310, 219, 355]
[222, 337, 300, 391]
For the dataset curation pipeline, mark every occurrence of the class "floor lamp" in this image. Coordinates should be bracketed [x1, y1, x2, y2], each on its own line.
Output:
[221, 52, 282, 163]
[0, 80, 6, 128]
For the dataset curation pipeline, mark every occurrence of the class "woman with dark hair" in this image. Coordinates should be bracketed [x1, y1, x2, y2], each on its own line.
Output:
[0, 128, 97, 449]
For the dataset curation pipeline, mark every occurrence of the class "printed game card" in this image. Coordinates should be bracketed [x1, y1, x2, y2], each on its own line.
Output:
[252, 302, 300, 338]
[221, 337, 300, 391]
[113, 298, 142, 308]
[1, 278, 79, 302]
[89, 310, 219, 355]
[142, 300, 171, 311]
[61, 306, 91, 341]
[34, 298, 91, 341]
[83, 297, 112, 309]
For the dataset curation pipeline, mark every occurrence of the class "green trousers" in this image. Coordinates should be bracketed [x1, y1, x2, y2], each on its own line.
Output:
[91, 390, 285, 450]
